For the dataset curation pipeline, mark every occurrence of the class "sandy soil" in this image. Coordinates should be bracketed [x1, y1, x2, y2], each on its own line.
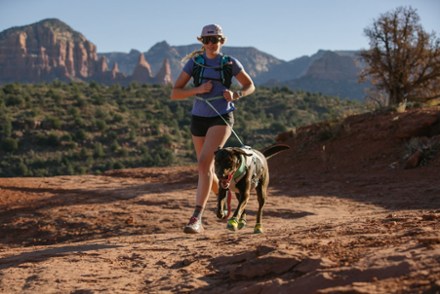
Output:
[0, 108, 439, 293]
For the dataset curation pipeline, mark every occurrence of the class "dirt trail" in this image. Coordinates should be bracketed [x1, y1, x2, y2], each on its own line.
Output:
[1, 108, 440, 293]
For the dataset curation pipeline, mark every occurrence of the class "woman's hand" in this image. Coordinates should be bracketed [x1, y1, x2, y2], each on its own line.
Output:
[197, 81, 213, 94]
[223, 89, 235, 102]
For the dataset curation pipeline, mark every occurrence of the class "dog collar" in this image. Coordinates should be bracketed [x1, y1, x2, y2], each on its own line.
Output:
[233, 154, 246, 182]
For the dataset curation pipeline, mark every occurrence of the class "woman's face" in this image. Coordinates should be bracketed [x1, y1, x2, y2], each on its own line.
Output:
[201, 35, 224, 55]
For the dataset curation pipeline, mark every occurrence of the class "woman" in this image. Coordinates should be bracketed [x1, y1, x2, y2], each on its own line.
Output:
[171, 24, 255, 234]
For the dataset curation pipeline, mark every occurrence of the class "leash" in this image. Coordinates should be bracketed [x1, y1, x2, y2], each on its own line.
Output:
[195, 95, 246, 219]
[194, 96, 245, 146]
[226, 188, 232, 219]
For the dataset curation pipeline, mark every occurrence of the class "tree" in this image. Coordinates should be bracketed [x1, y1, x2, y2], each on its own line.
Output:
[360, 6, 440, 106]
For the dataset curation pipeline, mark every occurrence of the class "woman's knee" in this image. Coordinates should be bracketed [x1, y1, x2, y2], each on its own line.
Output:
[198, 155, 214, 174]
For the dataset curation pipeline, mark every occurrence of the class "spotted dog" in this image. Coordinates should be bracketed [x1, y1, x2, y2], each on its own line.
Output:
[214, 144, 290, 233]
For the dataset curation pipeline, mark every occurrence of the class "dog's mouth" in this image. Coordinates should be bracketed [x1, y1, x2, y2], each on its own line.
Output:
[219, 174, 233, 189]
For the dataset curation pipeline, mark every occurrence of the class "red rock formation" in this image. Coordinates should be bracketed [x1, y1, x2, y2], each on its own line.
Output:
[97, 56, 108, 72]
[154, 58, 172, 85]
[0, 19, 98, 83]
[0, 18, 181, 86]
[130, 53, 153, 83]
[111, 63, 120, 79]
[92, 56, 110, 83]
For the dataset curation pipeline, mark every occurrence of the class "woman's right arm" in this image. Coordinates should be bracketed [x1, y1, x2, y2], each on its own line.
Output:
[170, 71, 212, 100]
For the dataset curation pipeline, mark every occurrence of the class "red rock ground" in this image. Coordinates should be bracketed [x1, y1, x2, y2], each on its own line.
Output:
[0, 107, 439, 293]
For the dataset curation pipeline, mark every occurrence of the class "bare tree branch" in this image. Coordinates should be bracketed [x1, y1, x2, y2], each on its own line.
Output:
[360, 6, 440, 106]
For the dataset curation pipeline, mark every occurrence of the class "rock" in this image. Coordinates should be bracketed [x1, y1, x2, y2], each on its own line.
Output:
[394, 112, 439, 139]
[153, 58, 172, 85]
[404, 150, 423, 169]
[0, 18, 170, 86]
[130, 53, 153, 83]
[0, 19, 97, 83]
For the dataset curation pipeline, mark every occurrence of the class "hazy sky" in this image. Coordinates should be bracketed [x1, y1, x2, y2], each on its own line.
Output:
[0, 0, 439, 61]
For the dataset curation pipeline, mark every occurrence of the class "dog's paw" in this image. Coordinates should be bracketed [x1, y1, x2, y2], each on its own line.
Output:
[254, 223, 263, 234]
[226, 217, 239, 231]
[216, 209, 230, 220]
[238, 218, 247, 230]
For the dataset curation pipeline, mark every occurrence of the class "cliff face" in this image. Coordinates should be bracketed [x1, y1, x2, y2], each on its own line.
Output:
[153, 59, 172, 85]
[130, 53, 153, 83]
[0, 19, 172, 85]
[303, 51, 359, 81]
[0, 19, 98, 82]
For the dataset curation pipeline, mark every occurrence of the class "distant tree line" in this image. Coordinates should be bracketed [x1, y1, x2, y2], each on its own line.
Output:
[0, 82, 368, 177]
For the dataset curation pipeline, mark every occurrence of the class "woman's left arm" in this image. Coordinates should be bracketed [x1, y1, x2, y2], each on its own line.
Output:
[223, 70, 255, 101]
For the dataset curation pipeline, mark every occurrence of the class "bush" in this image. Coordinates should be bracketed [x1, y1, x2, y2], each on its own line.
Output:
[0, 82, 369, 177]
[5, 95, 25, 107]
[93, 143, 105, 158]
[270, 122, 287, 133]
[1, 137, 19, 152]
[44, 116, 62, 129]
[0, 118, 12, 137]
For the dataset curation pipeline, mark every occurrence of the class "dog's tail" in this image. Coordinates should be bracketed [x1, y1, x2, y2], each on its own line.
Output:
[261, 144, 290, 160]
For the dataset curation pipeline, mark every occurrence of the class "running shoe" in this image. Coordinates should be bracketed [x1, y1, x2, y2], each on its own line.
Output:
[183, 216, 204, 234]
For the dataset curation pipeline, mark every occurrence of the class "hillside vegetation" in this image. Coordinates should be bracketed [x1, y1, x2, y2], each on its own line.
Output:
[0, 82, 368, 177]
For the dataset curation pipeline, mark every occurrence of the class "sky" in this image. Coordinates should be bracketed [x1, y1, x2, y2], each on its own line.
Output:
[0, 0, 439, 61]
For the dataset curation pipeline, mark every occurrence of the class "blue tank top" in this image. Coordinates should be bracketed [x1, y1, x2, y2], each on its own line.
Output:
[183, 53, 244, 117]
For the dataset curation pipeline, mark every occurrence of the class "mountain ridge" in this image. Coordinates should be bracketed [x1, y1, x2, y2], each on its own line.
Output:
[99, 42, 368, 100]
[0, 18, 369, 100]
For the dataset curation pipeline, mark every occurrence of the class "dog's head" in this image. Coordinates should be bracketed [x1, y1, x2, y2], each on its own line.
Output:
[214, 147, 252, 190]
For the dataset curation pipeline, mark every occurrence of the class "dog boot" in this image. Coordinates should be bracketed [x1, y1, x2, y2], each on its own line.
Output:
[238, 218, 247, 230]
[227, 217, 239, 231]
[254, 223, 263, 234]
[184, 216, 204, 234]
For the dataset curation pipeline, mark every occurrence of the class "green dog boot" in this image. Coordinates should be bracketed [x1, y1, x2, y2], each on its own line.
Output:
[227, 217, 239, 231]
[238, 218, 247, 230]
[254, 223, 264, 234]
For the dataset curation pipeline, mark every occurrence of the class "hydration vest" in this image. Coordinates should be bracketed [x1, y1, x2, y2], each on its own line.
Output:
[192, 54, 233, 88]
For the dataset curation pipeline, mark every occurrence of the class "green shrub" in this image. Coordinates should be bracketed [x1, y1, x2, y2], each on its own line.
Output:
[1, 137, 19, 152]
[0, 82, 369, 177]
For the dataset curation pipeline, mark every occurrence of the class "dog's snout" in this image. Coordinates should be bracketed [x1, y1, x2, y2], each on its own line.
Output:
[224, 173, 233, 181]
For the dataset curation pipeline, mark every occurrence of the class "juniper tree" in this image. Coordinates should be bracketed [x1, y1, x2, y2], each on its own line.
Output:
[360, 6, 440, 106]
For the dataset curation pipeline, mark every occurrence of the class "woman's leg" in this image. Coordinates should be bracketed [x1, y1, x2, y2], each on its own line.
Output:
[185, 125, 231, 233]
[194, 125, 231, 207]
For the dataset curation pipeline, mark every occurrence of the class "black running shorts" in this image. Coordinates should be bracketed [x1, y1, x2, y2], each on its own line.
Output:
[190, 112, 234, 137]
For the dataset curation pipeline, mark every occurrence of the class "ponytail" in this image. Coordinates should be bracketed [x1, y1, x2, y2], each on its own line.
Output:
[181, 46, 205, 63]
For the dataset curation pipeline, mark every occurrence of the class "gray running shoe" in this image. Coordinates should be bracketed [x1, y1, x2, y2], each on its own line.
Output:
[184, 216, 204, 234]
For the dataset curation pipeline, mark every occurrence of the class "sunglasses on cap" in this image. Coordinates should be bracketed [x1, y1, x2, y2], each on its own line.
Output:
[201, 36, 223, 44]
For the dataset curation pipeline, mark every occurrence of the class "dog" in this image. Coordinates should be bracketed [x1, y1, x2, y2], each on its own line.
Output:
[214, 144, 290, 233]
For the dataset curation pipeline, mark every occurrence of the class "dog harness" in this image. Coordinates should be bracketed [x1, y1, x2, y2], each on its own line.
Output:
[233, 154, 247, 183]
[251, 152, 265, 187]
[232, 149, 264, 188]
